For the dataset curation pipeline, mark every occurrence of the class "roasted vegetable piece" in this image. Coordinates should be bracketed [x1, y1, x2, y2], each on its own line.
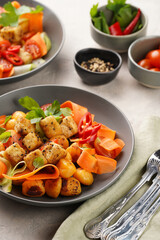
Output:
[14, 117, 35, 135]
[45, 177, 62, 198]
[56, 158, 76, 178]
[4, 142, 25, 166]
[22, 179, 45, 197]
[66, 143, 82, 162]
[60, 177, 81, 196]
[73, 168, 94, 186]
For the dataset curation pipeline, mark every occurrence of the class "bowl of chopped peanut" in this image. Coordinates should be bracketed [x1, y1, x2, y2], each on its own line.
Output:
[74, 48, 122, 85]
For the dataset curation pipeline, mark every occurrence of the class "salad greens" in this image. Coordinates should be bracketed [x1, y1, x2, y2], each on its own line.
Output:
[19, 96, 72, 124]
[0, 2, 43, 27]
[90, 0, 143, 35]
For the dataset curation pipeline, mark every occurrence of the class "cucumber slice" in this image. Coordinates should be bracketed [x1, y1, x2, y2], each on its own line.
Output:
[32, 58, 45, 67]
[14, 64, 36, 76]
[41, 32, 52, 51]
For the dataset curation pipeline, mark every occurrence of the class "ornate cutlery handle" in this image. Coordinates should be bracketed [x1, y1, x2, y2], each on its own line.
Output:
[101, 175, 160, 240]
[84, 170, 154, 239]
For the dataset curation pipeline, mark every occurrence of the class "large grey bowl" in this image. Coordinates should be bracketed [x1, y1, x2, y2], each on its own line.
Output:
[0, 0, 64, 84]
[128, 35, 160, 88]
[0, 85, 134, 206]
[90, 5, 148, 52]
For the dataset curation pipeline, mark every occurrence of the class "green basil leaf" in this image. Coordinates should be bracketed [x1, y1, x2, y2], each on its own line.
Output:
[26, 108, 45, 121]
[31, 5, 44, 13]
[90, 3, 99, 18]
[33, 157, 44, 169]
[60, 107, 72, 117]
[30, 117, 42, 124]
[0, 131, 11, 143]
[19, 96, 40, 110]
[45, 100, 60, 116]
[0, 2, 18, 27]
[0, 127, 6, 135]
[4, 115, 12, 125]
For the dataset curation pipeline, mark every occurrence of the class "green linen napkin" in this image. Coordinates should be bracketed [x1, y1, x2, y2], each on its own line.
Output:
[53, 116, 160, 240]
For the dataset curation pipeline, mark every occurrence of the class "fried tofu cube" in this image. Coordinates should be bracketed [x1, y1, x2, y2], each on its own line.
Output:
[60, 116, 78, 138]
[18, 48, 32, 64]
[40, 116, 62, 139]
[42, 142, 67, 164]
[14, 117, 35, 135]
[18, 18, 29, 34]
[0, 25, 23, 43]
[4, 142, 25, 166]
[22, 132, 42, 151]
[24, 149, 47, 171]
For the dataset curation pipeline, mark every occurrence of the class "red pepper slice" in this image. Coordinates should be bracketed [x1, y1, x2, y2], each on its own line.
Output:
[78, 112, 92, 137]
[79, 132, 98, 144]
[123, 9, 141, 35]
[82, 123, 101, 139]
[109, 22, 123, 36]
[2, 51, 23, 66]
[7, 45, 21, 53]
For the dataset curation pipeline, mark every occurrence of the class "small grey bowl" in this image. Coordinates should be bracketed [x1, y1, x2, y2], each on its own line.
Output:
[90, 5, 148, 53]
[128, 35, 160, 88]
[74, 48, 122, 85]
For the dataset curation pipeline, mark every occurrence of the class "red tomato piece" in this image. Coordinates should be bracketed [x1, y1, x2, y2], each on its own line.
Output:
[40, 103, 51, 111]
[22, 32, 36, 41]
[0, 40, 11, 51]
[0, 58, 13, 72]
[149, 68, 160, 72]
[3, 130, 24, 149]
[146, 49, 160, 68]
[25, 39, 42, 59]
[138, 59, 152, 69]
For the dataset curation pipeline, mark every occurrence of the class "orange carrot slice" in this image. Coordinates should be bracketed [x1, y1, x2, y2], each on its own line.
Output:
[99, 138, 123, 159]
[3, 164, 59, 180]
[20, 12, 43, 33]
[0, 160, 7, 178]
[93, 122, 116, 140]
[114, 138, 125, 148]
[11, 1, 21, 8]
[95, 154, 117, 174]
[77, 150, 97, 173]
[60, 101, 88, 125]
[0, 115, 6, 126]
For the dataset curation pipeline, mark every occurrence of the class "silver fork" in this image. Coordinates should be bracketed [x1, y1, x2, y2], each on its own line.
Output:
[101, 174, 160, 240]
[84, 149, 160, 239]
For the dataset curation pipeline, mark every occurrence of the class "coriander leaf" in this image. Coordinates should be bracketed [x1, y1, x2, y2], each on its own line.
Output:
[19, 96, 40, 110]
[35, 122, 45, 138]
[31, 5, 44, 13]
[107, 0, 126, 14]
[26, 108, 45, 121]
[44, 100, 60, 116]
[4, 115, 12, 125]
[0, 2, 18, 27]
[30, 117, 42, 124]
[60, 107, 72, 117]
[0, 127, 6, 135]
[33, 157, 44, 169]
[54, 116, 62, 123]
[90, 3, 99, 18]
[116, 5, 133, 28]
[0, 131, 11, 143]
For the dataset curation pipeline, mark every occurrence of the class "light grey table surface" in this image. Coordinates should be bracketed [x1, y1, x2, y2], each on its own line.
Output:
[0, 0, 160, 239]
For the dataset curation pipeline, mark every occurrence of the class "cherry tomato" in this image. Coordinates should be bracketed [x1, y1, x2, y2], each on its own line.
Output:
[22, 32, 36, 41]
[0, 58, 13, 72]
[40, 103, 51, 111]
[149, 68, 160, 72]
[25, 39, 41, 59]
[3, 130, 24, 149]
[146, 49, 160, 68]
[0, 40, 11, 52]
[7, 45, 21, 53]
[138, 59, 152, 69]
[2, 51, 23, 66]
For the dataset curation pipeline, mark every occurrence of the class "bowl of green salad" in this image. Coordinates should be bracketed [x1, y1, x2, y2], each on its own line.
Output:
[90, 0, 148, 52]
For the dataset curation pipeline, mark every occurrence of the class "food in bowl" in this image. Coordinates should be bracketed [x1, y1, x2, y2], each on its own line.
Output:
[138, 45, 160, 71]
[0, 1, 51, 78]
[90, 0, 143, 36]
[0, 96, 125, 199]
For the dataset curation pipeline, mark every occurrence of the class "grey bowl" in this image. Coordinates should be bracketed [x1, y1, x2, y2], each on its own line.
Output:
[90, 5, 148, 53]
[128, 35, 160, 88]
[74, 48, 122, 85]
[0, 85, 134, 206]
[0, 0, 64, 84]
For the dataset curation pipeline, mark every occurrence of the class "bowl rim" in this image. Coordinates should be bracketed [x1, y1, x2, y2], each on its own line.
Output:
[0, 0, 65, 83]
[90, 4, 148, 39]
[128, 35, 160, 74]
[74, 47, 122, 75]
